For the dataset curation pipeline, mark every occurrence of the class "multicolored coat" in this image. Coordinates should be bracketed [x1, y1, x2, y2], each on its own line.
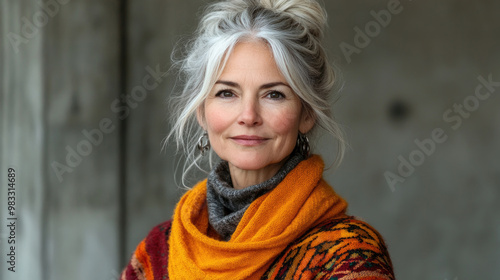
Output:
[121, 216, 395, 279]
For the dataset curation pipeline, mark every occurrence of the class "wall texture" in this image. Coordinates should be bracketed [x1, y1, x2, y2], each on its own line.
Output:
[323, 1, 500, 279]
[1, 0, 499, 279]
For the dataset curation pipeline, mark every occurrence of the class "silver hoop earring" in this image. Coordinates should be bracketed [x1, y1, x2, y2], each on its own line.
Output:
[297, 133, 310, 158]
[197, 132, 210, 156]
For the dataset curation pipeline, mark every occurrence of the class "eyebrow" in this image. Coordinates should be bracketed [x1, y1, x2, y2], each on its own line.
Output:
[215, 80, 292, 90]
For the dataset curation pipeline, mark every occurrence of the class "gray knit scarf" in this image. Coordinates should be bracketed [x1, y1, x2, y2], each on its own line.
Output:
[206, 151, 304, 241]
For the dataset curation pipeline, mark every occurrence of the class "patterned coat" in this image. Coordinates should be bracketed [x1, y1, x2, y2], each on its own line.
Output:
[121, 216, 395, 279]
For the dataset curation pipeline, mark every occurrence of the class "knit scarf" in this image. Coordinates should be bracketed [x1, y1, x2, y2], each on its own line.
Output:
[206, 151, 304, 241]
[168, 155, 348, 280]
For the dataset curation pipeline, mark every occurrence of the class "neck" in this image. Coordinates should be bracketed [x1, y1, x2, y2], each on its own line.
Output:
[228, 161, 285, 190]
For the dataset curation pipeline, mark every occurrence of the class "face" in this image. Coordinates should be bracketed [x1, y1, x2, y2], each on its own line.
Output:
[199, 40, 314, 179]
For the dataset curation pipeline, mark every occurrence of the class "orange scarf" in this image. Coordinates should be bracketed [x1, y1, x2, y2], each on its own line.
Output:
[168, 155, 348, 280]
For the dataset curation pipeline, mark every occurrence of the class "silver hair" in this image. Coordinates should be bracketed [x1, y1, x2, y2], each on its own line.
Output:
[164, 0, 346, 187]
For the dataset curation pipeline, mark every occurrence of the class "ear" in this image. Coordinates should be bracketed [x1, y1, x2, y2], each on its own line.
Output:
[299, 108, 315, 134]
[196, 105, 206, 130]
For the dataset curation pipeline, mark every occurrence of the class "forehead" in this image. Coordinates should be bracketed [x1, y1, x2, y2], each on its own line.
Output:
[218, 40, 286, 83]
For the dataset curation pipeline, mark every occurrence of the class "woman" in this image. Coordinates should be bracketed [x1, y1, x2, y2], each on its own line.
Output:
[122, 0, 394, 279]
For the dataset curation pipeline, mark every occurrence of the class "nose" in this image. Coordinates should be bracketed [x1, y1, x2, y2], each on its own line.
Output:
[237, 97, 262, 126]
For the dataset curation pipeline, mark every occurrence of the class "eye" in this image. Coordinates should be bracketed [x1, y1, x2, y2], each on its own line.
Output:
[215, 89, 235, 98]
[266, 90, 285, 99]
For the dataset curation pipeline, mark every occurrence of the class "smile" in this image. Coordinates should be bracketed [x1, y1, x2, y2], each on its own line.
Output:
[230, 135, 269, 146]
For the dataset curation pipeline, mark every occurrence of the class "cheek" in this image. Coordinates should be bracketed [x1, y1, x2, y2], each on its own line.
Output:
[270, 108, 302, 135]
[205, 105, 230, 134]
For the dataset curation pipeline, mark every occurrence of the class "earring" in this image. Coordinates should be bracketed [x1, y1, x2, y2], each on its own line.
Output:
[297, 132, 310, 157]
[197, 132, 210, 156]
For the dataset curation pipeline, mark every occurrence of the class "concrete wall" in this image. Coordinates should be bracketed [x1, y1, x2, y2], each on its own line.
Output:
[322, 1, 500, 279]
[1, 0, 499, 279]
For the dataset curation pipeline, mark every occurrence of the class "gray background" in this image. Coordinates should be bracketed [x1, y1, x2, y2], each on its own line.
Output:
[1, 0, 499, 279]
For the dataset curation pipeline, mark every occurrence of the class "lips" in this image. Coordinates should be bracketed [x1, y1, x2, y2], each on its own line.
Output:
[230, 135, 269, 146]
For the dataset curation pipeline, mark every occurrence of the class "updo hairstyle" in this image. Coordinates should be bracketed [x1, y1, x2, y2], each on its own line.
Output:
[166, 0, 346, 185]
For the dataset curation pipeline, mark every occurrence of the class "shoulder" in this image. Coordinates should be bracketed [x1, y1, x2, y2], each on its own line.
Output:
[144, 220, 173, 245]
[262, 216, 395, 279]
[136, 220, 173, 262]
[120, 220, 172, 280]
